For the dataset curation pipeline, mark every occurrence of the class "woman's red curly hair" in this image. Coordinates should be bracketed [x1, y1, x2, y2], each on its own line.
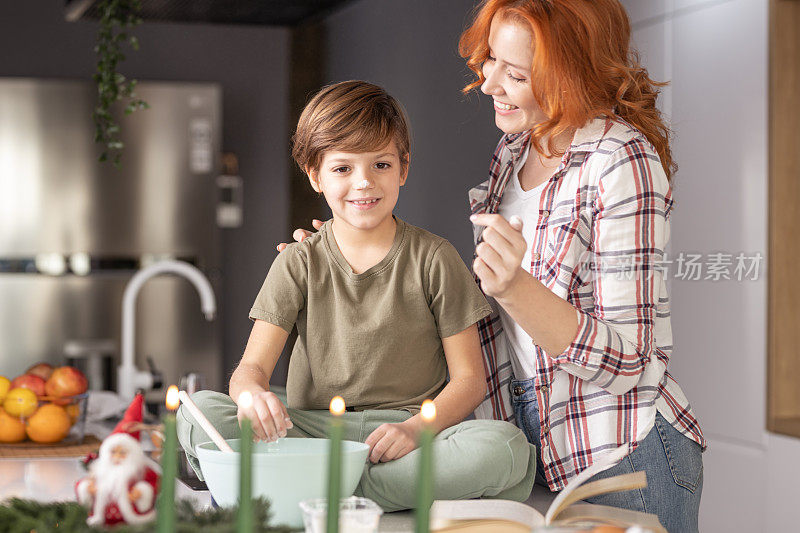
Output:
[459, 0, 676, 182]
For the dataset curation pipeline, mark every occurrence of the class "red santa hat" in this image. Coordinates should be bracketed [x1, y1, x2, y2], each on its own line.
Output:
[82, 392, 145, 468]
[111, 392, 145, 440]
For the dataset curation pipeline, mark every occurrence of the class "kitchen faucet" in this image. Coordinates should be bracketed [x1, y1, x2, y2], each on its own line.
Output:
[118, 260, 216, 402]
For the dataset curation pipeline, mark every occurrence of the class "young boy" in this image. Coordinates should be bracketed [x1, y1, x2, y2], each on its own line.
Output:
[177, 81, 536, 511]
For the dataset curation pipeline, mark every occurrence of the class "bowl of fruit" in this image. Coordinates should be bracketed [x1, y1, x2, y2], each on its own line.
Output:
[0, 363, 90, 445]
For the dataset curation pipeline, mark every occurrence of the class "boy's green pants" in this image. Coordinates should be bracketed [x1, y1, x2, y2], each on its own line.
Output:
[177, 390, 537, 512]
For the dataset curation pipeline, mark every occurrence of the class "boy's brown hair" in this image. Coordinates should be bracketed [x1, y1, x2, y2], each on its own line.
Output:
[291, 80, 411, 174]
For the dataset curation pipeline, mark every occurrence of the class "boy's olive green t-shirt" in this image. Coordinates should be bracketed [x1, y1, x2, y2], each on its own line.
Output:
[249, 217, 491, 412]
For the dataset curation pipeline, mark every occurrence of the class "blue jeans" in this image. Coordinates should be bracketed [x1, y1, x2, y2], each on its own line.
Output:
[511, 377, 703, 533]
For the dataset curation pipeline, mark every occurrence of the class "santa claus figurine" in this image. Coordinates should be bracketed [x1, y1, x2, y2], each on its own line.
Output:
[75, 393, 160, 527]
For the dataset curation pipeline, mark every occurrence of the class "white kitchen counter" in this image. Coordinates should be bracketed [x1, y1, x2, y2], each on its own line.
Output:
[0, 455, 557, 532]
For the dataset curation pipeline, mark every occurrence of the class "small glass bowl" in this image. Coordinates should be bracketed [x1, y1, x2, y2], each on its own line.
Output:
[299, 496, 383, 533]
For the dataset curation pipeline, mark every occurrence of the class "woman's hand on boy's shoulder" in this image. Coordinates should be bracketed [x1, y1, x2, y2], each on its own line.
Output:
[276, 219, 326, 252]
[364, 418, 422, 464]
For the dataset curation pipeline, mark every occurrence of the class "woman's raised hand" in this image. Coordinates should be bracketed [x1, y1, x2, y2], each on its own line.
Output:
[276, 219, 326, 252]
[470, 213, 527, 300]
[237, 390, 293, 442]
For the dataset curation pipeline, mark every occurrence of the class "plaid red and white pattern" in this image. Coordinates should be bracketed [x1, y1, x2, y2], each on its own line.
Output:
[469, 117, 706, 491]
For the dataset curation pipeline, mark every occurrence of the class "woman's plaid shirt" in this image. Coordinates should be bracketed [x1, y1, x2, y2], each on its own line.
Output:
[468, 117, 706, 491]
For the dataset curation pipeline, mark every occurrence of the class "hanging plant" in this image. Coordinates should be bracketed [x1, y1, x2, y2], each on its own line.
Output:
[93, 0, 149, 166]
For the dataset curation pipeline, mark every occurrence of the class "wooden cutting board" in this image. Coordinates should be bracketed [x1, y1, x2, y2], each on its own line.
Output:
[0, 435, 102, 458]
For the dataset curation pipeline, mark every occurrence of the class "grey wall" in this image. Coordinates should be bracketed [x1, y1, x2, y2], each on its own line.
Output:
[323, 0, 497, 261]
[0, 1, 291, 383]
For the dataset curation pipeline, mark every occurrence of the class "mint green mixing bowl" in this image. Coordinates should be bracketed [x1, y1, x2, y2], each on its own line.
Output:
[195, 438, 370, 528]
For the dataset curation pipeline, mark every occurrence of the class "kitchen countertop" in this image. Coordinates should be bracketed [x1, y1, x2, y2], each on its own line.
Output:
[0, 454, 557, 531]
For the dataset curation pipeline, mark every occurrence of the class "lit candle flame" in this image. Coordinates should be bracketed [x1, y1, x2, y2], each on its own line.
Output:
[330, 396, 345, 415]
[238, 391, 254, 409]
[421, 400, 436, 421]
[166, 385, 180, 411]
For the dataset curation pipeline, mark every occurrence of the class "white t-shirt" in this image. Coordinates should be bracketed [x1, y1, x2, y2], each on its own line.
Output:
[497, 145, 546, 380]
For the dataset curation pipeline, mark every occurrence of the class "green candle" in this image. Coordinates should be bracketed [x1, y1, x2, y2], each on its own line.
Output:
[157, 385, 179, 533]
[326, 396, 345, 533]
[237, 392, 254, 533]
[415, 400, 436, 533]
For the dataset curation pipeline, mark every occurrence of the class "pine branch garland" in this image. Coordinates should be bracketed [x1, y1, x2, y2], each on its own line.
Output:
[0, 497, 299, 533]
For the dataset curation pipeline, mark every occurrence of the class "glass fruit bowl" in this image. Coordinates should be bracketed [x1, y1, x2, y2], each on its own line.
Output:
[0, 392, 90, 446]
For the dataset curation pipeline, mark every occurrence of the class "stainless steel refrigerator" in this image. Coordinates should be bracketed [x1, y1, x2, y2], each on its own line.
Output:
[0, 78, 223, 403]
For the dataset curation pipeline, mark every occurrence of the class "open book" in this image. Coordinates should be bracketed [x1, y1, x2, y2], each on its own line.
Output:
[430, 444, 666, 533]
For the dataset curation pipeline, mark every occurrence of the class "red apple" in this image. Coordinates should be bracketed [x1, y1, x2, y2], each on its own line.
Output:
[25, 362, 54, 381]
[45, 366, 88, 399]
[10, 374, 46, 397]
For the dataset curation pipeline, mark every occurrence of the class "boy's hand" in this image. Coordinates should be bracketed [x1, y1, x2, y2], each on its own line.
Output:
[237, 390, 293, 442]
[364, 418, 422, 464]
[276, 219, 326, 252]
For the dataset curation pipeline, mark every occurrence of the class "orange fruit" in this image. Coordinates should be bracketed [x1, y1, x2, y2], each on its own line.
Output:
[0, 407, 26, 443]
[0, 376, 9, 403]
[3, 388, 38, 418]
[26, 403, 71, 443]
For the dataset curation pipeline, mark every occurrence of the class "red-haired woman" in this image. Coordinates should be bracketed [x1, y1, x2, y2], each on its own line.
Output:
[460, 0, 705, 530]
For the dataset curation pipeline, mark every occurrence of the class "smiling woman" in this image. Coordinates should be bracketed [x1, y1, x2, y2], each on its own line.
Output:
[481, 21, 542, 139]
[457, 1, 705, 532]
[459, 0, 676, 180]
